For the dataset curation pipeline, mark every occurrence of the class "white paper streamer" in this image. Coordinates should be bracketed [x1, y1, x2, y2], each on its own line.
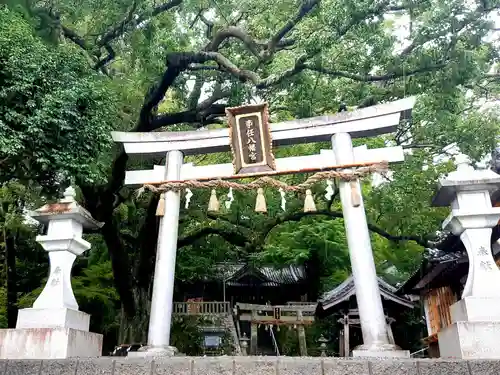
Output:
[279, 188, 286, 211]
[324, 180, 334, 201]
[185, 188, 193, 209]
[225, 187, 234, 210]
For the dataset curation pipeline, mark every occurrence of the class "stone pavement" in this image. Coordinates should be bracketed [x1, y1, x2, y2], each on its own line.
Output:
[1, 357, 500, 375]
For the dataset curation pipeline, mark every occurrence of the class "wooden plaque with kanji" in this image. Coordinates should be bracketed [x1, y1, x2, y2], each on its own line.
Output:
[226, 103, 276, 175]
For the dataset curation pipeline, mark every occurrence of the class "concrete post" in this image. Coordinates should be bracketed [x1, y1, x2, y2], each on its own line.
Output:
[138, 150, 183, 357]
[331, 133, 408, 358]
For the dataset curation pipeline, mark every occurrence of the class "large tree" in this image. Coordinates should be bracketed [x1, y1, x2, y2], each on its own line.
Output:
[3, 0, 500, 342]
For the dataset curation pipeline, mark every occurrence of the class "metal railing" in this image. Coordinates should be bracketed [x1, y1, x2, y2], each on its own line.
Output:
[173, 301, 230, 315]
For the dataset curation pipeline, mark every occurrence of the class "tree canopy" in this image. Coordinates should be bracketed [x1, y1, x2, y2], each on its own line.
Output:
[1, 0, 500, 351]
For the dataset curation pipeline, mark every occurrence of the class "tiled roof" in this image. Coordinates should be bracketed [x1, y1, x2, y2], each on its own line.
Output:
[211, 263, 307, 286]
[318, 275, 414, 311]
[424, 248, 465, 263]
[395, 248, 466, 295]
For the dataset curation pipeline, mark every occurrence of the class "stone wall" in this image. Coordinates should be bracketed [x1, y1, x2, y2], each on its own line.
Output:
[1, 357, 500, 375]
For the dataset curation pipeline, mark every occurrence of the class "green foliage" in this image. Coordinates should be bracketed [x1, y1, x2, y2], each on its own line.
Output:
[170, 315, 233, 355]
[170, 316, 205, 355]
[0, 7, 118, 190]
[0, 287, 6, 328]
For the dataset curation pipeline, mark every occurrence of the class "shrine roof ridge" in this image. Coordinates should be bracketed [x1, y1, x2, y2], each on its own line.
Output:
[205, 262, 307, 286]
[112, 96, 416, 157]
[318, 275, 415, 311]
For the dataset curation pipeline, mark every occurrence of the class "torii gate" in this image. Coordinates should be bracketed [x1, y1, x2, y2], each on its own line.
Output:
[112, 97, 416, 357]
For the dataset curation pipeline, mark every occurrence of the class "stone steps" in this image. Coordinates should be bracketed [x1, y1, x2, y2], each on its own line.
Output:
[223, 315, 242, 355]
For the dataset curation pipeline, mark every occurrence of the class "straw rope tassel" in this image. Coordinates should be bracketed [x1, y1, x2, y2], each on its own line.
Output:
[350, 181, 361, 207]
[185, 188, 193, 209]
[156, 193, 165, 216]
[303, 189, 316, 212]
[208, 189, 220, 212]
[255, 188, 267, 213]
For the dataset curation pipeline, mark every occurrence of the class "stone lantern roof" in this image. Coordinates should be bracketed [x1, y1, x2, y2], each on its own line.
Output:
[433, 154, 500, 207]
[30, 186, 103, 230]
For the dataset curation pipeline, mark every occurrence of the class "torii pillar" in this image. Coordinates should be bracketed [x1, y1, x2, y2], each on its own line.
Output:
[332, 133, 409, 358]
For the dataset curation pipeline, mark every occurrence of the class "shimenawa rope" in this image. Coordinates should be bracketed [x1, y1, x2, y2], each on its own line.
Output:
[137, 161, 388, 196]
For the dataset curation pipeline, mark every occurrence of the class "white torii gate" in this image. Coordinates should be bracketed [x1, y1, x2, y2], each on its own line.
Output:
[112, 97, 416, 358]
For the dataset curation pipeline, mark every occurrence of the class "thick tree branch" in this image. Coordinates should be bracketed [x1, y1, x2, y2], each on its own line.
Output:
[306, 62, 447, 82]
[386, 0, 430, 12]
[187, 52, 308, 88]
[206, 26, 261, 57]
[61, 25, 90, 51]
[97, 0, 183, 48]
[139, 51, 231, 130]
[188, 0, 449, 89]
[401, 143, 439, 150]
[207, 212, 253, 229]
[199, 13, 215, 40]
[203, 0, 318, 64]
[177, 226, 251, 249]
[197, 87, 229, 110]
[55, 1, 182, 69]
[150, 103, 227, 130]
[95, 44, 116, 71]
[187, 77, 204, 110]
[138, 67, 182, 130]
[190, 54, 446, 88]
[268, 0, 319, 51]
[262, 210, 430, 247]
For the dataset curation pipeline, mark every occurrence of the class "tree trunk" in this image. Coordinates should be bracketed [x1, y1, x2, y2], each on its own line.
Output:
[304, 248, 321, 301]
[118, 286, 151, 344]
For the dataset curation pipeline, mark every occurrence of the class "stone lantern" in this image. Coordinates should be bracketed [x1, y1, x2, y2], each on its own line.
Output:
[239, 333, 250, 356]
[317, 334, 328, 357]
[433, 155, 500, 359]
[0, 187, 104, 359]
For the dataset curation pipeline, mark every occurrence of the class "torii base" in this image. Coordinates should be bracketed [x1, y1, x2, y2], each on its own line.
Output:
[127, 346, 178, 358]
[439, 297, 500, 359]
[352, 343, 410, 358]
[0, 328, 102, 359]
[0, 308, 102, 359]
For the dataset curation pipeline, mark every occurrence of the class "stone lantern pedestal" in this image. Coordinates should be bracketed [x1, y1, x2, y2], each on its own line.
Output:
[433, 155, 500, 359]
[0, 187, 104, 359]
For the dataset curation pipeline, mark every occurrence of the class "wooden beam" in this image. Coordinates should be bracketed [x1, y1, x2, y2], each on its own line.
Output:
[347, 319, 361, 324]
[236, 303, 316, 313]
[124, 145, 404, 186]
[112, 97, 415, 157]
[238, 315, 315, 324]
[344, 314, 350, 358]
[339, 330, 345, 357]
